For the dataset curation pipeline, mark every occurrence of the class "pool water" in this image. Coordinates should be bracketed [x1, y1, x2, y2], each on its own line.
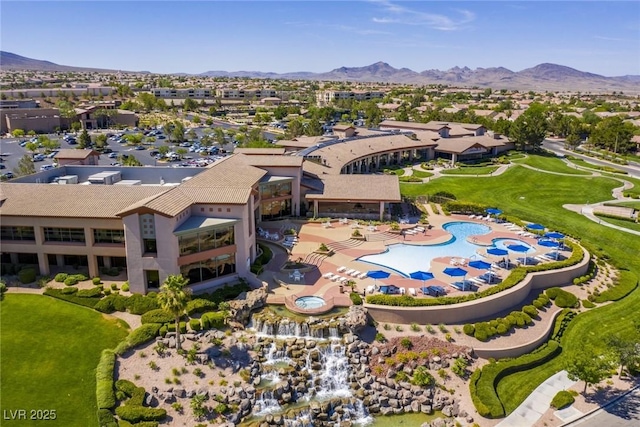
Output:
[358, 221, 494, 277]
[295, 296, 326, 309]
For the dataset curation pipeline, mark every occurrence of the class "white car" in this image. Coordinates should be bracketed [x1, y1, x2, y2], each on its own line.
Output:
[40, 164, 55, 171]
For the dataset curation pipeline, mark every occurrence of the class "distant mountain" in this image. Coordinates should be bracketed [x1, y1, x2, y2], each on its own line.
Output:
[2, 51, 638, 92]
[0, 51, 147, 73]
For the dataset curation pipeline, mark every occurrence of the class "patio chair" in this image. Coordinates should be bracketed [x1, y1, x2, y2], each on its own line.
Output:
[469, 214, 476, 219]
[408, 288, 417, 296]
[337, 266, 347, 273]
[358, 272, 368, 279]
[399, 287, 406, 295]
[351, 270, 361, 277]
[345, 269, 355, 276]
[331, 275, 341, 282]
[366, 285, 375, 294]
[323, 272, 334, 279]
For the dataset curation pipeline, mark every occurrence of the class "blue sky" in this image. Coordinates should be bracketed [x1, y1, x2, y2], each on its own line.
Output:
[2, 1, 639, 76]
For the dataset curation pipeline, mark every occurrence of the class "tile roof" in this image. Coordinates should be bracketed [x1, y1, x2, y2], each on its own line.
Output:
[434, 135, 509, 154]
[233, 148, 286, 155]
[54, 149, 100, 159]
[0, 183, 168, 218]
[306, 175, 401, 202]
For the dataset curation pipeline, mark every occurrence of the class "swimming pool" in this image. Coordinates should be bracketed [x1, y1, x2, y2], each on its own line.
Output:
[294, 296, 326, 309]
[358, 221, 493, 277]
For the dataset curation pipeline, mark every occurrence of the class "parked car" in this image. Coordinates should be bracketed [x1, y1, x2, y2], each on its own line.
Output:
[1, 172, 15, 180]
[40, 164, 55, 171]
[0, 164, 5, 169]
[108, 152, 118, 158]
[32, 154, 45, 162]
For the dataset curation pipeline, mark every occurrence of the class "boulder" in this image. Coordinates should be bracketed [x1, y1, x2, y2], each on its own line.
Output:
[344, 305, 368, 332]
[228, 286, 269, 325]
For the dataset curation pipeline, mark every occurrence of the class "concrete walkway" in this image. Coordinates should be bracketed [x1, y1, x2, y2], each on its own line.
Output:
[496, 370, 577, 427]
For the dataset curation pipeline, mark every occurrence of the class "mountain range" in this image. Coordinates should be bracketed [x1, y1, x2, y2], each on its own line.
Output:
[2, 51, 638, 93]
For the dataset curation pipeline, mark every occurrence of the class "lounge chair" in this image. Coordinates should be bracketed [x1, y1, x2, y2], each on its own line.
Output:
[366, 285, 375, 294]
[399, 287, 406, 295]
[323, 272, 334, 279]
[469, 276, 487, 285]
[351, 270, 361, 277]
[358, 272, 368, 279]
[408, 288, 417, 296]
[337, 266, 347, 273]
[345, 269, 355, 276]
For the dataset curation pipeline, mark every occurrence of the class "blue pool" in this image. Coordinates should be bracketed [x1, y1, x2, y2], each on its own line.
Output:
[357, 221, 531, 277]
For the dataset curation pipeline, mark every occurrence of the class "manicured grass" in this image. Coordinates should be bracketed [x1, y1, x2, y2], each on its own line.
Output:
[566, 157, 628, 174]
[605, 201, 640, 210]
[401, 162, 640, 414]
[441, 166, 499, 175]
[595, 215, 640, 233]
[512, 153, 591, 175]
[0, 294, 129, 426]
[411, 168, 434, 178]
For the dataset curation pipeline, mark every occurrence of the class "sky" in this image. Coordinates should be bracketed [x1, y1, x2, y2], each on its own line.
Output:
[1, 1, 639, 76]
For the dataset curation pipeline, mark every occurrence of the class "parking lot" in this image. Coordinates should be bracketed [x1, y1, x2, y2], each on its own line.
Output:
[0, 123, 254, 179]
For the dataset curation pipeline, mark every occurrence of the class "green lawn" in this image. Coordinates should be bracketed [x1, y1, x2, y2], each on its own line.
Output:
[441, 166, 499, 175]
[566, 157, 627, 174]
[512, 153, 592, 175]
[401, 163, 640, 414]
[411, 168, 434, 178]
[0, 294, 129, 426]
[595, 215, 640, 233]
[605, 201, 640, 210]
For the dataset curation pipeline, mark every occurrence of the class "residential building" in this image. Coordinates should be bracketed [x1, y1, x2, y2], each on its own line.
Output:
[316, 90, 385, 106]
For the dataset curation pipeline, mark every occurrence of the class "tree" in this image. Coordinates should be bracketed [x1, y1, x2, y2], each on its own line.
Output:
[606, 334, 640, 377]
[137, 93, 159, 112]
[78, 129, 91, 149]
[589, 116, 635, 154]
[157, 274, 191, 350]
[273, 105, 288, 120]
[11, 129, 25, 138]
[363, 101, 383, 128]
[183, 98, 198, 112]
[286, 118, 305, 138]
[25, 142, 39, 154]
[565, 133, 581, 149]
[191, 115, 201, 125]
[213, 127, 226, 145]
[94, 133, 108, 150]
[510, 104, 548, 151]
[71, 122, 82, 133]
[305, 119, 323, 136]
[39, 135, 59, 153]
[14, 154, 35, 176]
[565, 347, 613, 393]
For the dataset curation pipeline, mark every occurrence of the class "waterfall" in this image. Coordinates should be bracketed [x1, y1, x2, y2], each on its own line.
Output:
[253, 390, 282, 416]
[263, 342, 293, 366]
[250, 313, 335, 340]
[313, 344, 352, 399]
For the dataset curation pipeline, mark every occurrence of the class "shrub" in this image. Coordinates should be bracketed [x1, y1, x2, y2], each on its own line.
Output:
[375, 332, 386, 342]
[114, 406, 166, 423]
[125, 294, 159, 315]
[582, 299, 596, 308]
[54, 273, 68, 283]
[92, 277, 102, 286]
[122, 283, 130, 292]
[61, 286, 79, 295]
[189, 318, 202, 331]
[411, 366, 435, 387]
[141, 309, 175, 325]
[349, 292, 363, 305]
[18, 268, 37, 284]
[43, 288, 101, 308]
[593, 270, 638, 303]
[70, 273, 88, 281]
[463, 324, 475, 336]
[179, 321, 187, 334]
[77, 287, 103, 298]
[94, 293, 128, 313]
[550, 390, 575, 409]
[547, 287, 578, 308]
[64, 276, 79, 286]
[185, 298, 217, 316]
[522, 305, 538, 318]
[400, 338, 412, 349]
[96, 350, 116, 409]
[532, 299, 545, 310]
[114, 324, 161, 356]
[111, 283, 118, 290]
[115, 379, 137, 396]
[201, 311, 226, 329]
[96, 409, 117, 427]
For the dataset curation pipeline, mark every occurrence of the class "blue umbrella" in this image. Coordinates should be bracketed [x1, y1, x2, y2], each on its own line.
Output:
[538, 239, 560, 248]
[367, 270, 390, 285]
[486, 208, 502, 215]
[508, 244, 532, 265]
[487, 247, 508, 257]
[526, 223, 545, 231]
[443, 267, 469, 290]
[409, 271, 435, 284]
[468, 260, 492, 270]
[545, 232, 565, 240]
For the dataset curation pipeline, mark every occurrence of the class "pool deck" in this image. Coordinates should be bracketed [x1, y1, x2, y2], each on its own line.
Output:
[259, 214, 565, 306]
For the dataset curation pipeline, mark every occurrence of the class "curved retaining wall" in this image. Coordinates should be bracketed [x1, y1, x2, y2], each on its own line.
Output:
[364, 249, 590, 325]
[473, 308, 565, 359]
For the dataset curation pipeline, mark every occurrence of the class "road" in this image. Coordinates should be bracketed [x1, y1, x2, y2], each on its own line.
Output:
[541, 139, 640, 178]
[566, 387, 640, 427]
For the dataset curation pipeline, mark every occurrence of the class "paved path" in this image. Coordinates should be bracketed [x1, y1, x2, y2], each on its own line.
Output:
[562, 386, 640, 427]
[496, 370, 577, 427]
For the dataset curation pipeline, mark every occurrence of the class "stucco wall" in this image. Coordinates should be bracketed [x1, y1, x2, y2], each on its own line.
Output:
[364, 249, 590, 325]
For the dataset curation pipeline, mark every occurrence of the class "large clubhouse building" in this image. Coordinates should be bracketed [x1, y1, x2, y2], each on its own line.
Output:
[0, 121, 512, 293]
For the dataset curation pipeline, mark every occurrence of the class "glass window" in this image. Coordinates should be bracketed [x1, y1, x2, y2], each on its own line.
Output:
[93, 229, 125, 244]
[177, 225, 235, 256]
[180, 253, 236, 284]
[143, 239, 157, 254]
[0, 226, 36, 241]
[43, 227, 86, 243]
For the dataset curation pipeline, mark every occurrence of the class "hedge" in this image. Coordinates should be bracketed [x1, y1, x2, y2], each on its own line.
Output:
[124, 294, 159, 315]
[201, 311, 226, 329]
[470, 340, 562, 418]
[96, 350, 116, 410]
[77, 287, 103, 298]
[43, 288, 101, 308]
[55, 273, 68, 283]
[592, 270, 638, 303]
[64, 276, 79, 286]
[115, 379, 137, 396]
[189, 318, 202, 331]
[61, 286, 78, 295]
[114, 324, 161, 356]
[140, 309, 174, 325]
[185, 298, 217, 315]
[115, 406, 166, 424]
[94, 293, 128, 313]
[96, 409, 117, 427]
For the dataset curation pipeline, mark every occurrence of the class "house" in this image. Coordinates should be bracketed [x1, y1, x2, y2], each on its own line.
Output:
[54, 149, 101, 166]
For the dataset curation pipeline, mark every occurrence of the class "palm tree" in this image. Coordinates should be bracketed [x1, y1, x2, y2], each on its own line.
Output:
[157, 274, 191, 350]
